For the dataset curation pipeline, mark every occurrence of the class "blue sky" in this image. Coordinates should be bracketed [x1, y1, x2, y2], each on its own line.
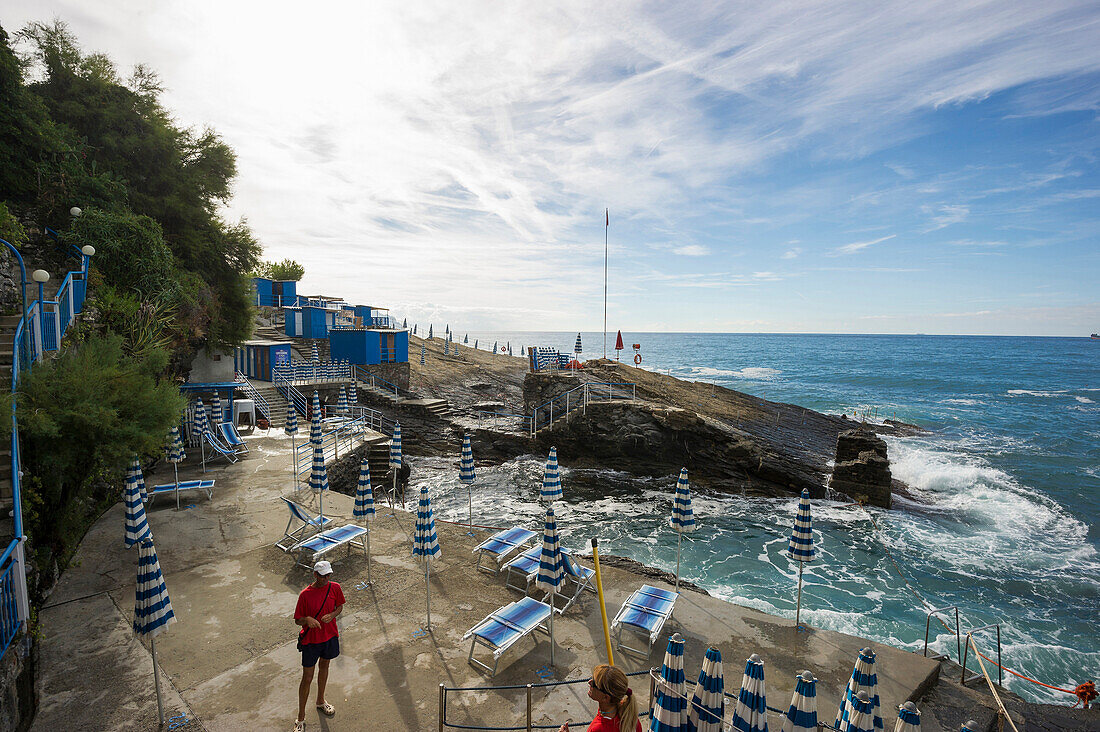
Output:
[8, 1, 1100, 334]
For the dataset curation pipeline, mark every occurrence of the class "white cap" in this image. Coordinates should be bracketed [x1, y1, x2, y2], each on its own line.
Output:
[313, 560, 333, 576]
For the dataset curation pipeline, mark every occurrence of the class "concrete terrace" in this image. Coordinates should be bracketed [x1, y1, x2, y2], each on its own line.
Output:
[32, 430, 941, 732]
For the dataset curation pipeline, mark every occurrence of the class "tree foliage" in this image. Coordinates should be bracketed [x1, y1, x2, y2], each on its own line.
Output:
[255, 258, 306, 281]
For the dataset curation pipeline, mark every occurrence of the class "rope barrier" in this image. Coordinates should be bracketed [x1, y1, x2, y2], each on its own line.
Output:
[853, 503, 1091, 705]
[968, 636, 1021, 732]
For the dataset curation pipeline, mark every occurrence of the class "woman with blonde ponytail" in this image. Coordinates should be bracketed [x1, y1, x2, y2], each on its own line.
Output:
[559, 664, 642, 732]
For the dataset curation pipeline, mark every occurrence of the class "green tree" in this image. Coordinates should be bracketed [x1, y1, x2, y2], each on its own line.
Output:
[256, 258, 305, 281]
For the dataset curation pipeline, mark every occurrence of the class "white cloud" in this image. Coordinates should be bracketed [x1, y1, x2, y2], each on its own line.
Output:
[831, 234, 897, 256]
[781, 247, 803, 259]
[672, 244, 711, 256]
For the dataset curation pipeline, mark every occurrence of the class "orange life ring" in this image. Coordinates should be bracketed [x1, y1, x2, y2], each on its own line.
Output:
[633, 353, 642, 365]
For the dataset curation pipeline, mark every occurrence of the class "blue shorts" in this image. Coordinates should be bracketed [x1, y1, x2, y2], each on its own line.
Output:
[301, 636, 340, 667]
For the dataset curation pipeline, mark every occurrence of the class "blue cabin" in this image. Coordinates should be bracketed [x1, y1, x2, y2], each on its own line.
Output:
[235, 340, 294, 381]
[329, 328, 408, 365]
[283, 305, 341, 338]
[251, 278, 298, 308]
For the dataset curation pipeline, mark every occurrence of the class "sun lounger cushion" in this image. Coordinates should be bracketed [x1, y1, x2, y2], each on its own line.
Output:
[503, 546, 544, 592]
[149, 480, 215, 502]
[463, 596, 552, 675]
[203, 429, 239, 462]
[218, 422, 248, 452]
[473, 526, 537, 572]
[612, 584, 678, 655]
[294, 524, 368, 564]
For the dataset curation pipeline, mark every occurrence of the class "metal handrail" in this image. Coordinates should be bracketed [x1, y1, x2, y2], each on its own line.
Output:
[923, 605, 961, 664]
[353, 365, 406, 399]
[530, 381, 636, 436]
[233, 371, 271, 419]
[961, 624, 1002, 687]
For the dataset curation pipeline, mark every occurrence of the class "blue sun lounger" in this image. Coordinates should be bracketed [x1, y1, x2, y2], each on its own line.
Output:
[202, 428, 239, 464]
[218, 422, 249, 456]
[292, 524, 369, 568]
[148, 479, 215, 504]
[463, 596, 552, 676]
[611, 584, 679, 656]
[473, 526, 537, 574]
[276, 497, 334, 552]
[503, 549, 595, 614]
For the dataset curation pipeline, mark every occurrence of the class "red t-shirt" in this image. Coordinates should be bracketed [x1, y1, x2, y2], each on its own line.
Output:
[294, 581, 345, 645]
[587, 712, 641, 732]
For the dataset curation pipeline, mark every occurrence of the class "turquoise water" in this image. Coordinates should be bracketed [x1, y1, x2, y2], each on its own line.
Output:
[417, 332, 1099, 703]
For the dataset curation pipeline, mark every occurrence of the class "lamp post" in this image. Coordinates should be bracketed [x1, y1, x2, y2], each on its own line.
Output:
[81, 245, 95, 276]
[32, 270, 49, 352]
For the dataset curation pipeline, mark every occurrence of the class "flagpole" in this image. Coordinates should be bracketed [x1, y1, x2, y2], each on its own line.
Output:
[603, 208, 608, 359]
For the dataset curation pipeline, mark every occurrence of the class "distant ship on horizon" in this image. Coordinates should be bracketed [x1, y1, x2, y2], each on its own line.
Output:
[1092, 333, 1099, 339]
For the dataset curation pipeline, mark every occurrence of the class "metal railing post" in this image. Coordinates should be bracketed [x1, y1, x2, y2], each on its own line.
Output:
[526, 684, 532, 732]
[923, 605, 960, 664]
[438, 683, 445, 732]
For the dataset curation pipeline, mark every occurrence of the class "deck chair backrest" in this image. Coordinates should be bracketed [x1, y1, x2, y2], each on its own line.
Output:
[283, 497, 315, 525]
[219, 422, 245, 446]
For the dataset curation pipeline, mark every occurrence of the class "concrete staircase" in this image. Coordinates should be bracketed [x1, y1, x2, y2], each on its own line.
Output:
[246, 380, 290, 426]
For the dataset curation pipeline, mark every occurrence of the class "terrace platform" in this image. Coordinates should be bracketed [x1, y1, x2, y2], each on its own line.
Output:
[31, 431, 942, 731]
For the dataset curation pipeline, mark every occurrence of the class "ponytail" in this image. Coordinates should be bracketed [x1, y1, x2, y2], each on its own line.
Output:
[592, 665, 639, 732]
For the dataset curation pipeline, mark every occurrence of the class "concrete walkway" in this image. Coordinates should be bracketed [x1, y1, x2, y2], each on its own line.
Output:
[33, 430, 941, 731]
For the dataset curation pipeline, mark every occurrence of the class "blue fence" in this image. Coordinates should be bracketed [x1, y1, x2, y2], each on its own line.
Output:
[1, 248, 92, 657]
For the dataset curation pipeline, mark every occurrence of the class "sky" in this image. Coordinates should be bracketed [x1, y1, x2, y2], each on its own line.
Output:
[6, 1, 1100, 335]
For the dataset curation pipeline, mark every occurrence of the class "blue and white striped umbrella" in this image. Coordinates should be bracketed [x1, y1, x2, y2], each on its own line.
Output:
[338, 385, 348, 414]
[534, 505, 565, 666]
[459, 434, 476, 485]
[354, 457, 374, 522]
[463, 333, 468, 344]
[445, 324, 450, 334]
[780, 671, 817, 732]
[164, 428, 186, 510]
[788, 490, 815, 562]
[574, 332, 582, 354]
[310, 391, 323, 440]
[192, 400, 209, 471]
[284, 404, 299, 436]
[507, 342, 512, 356]
[124, 457, 152, 548]
[836, 649, 883, 732]
[420, 345, 426, 365]
[843, 691, 876, 732]
[960, 721, 979, 732]
[541, 447, 562, 502]
[428, 324, 433, 338]
[390, 422, 403, 468]
[688, 646, 725, 732]
[413, 484, 441, 628]
[134, 535, 176, 726]
[403, 318, 407, 328]
[651, 633, 688, 732]
[311, 342, 319, 361]
[893, 702, 920, 732]
[444, 339, 450, 356]
[413, 324, 417, 334]
[210, 394, 223, 425]
[670, 467, 695, 591]
[492, 340, 498, 353]
[134, 538, 176, 638]
[730, 654, 768, 732]
[348, 382, 357, 407]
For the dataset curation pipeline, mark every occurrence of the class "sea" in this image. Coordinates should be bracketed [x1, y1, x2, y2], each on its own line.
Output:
[413, 332, 1099, 703]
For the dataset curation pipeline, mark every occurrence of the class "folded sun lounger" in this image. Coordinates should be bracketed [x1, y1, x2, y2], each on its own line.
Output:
[463, 596, 552, 676]
[218, 422, 249, 456]
[611, 584, 679, 656]
[292, 524, 369, 568]
[276, 497, 334, 552]
[148, 479, 215, 504]
[472, 526, 537, 574]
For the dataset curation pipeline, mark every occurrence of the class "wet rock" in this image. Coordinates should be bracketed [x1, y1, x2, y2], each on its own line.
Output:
[831, 428, 893, 508]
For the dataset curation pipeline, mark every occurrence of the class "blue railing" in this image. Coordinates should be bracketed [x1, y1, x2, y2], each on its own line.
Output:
[253, 292, 299, 308]
[352, 365, 408, 398]
[1, 245, 92, 657]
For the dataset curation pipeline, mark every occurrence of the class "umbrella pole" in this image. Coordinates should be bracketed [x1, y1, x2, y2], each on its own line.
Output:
[795, 562, 804, 629]
[425, 560, 431, 630]
[151, 636, 164, 727]
[366, 527, 371, 586]
[291, 435, 297, 493]
[173, 463, 180, 511]
[548, 590, 555, 667]
[468, 486, 473, 532]
[675, 532, 682, 592]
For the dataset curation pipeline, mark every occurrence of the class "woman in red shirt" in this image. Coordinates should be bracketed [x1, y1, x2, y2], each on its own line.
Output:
[559, 664, 642, 732]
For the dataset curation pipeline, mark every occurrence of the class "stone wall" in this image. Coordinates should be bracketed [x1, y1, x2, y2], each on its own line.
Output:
[0, 250, 23, 316]
[830, 428, 893, 508]
[186, 348, 235, 383]
[358, 362, 410, 391]
[522, 373, 584, 415]
[0, 642, 33, 732]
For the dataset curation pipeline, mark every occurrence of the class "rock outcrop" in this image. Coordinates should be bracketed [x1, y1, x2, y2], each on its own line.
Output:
[830, 428, 893, 508]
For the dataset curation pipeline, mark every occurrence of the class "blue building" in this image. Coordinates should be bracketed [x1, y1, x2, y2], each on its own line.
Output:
[235, 340, 294, 381]
[251, 277, 298, 307]
[329, 328, 408, 364]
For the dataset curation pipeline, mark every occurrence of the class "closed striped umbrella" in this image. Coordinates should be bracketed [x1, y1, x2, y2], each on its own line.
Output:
[688, 646, 724, 732]
[574, 332, 582, 355]
[308, 391, 329, 517]
[444, 339, 449, 356]
[651, 633, 688, 732]
[348, 382, 357, 408]
[541, 447, 562, 502]
[492, 340, 498, 354]
[534, 505, 565, 666]
[413, 324, 417, 334]
[210, 394, 223, 425]
[390, 422, 402, 508]
[124, 457, 152, 548]
[413, 485, 441, 629]
[354, 457, 375, 585]
[164, 428, 186, 510]
[193, 401, 209, 472]
[670, 467, 695, 592]
[893, 702, 920, 732]
[445, 324, 450, 334]
[780, 671, 817, 732]
[428, 324, 433, 338]
[474, 339, 478, 350]
[844, 691, 876, 732]
[463, 333, 468, 344]
[507, 342, 512, 356]
[134, 537, 176, 727]
[730, 654, 768, 732]
[403, 318, 407, 328]
[460, 434, 476, 530]
[420, 345, 426, 365]
[836, 649, 883, 732]
[311, 342, 319, 361]
[310, 391, 323, 445]
[788, 489, 815, 629]
[338, 385, 348, 414]
[285, 408, 299, 493]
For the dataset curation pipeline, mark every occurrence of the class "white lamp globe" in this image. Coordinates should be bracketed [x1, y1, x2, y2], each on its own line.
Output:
[32, 270, 50, 283]
[69, 206, 82, 217]
[81, 245, 96, 256]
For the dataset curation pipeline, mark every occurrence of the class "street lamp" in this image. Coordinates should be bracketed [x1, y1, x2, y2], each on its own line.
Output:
[69, 207, 82, 217]
[32, 270, 49, 351]
[81, 245, 95, 274]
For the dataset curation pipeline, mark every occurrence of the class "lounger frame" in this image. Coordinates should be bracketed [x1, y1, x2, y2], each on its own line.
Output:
[148, 480, 215, 504]
[472, 526, 537, 574]
[611, 584, 679, 657]
[463, 597, 551, 676]
[276, 497, 334, 552]
[292, 524, 369, 568]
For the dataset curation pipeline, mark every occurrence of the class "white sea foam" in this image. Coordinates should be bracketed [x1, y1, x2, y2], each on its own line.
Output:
[683, 365, 781, 380]
[1006, 389, 1066, 397]
[941, 398, 981, 406]
[1074, 396, 1095, 404]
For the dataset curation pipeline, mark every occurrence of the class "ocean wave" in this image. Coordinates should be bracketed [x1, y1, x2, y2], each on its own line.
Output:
[940, 398, 982, 406]
[1074, 396, 1095, 404]
[1006, 389, 1066, 397]
[682, 365, 782, 380]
